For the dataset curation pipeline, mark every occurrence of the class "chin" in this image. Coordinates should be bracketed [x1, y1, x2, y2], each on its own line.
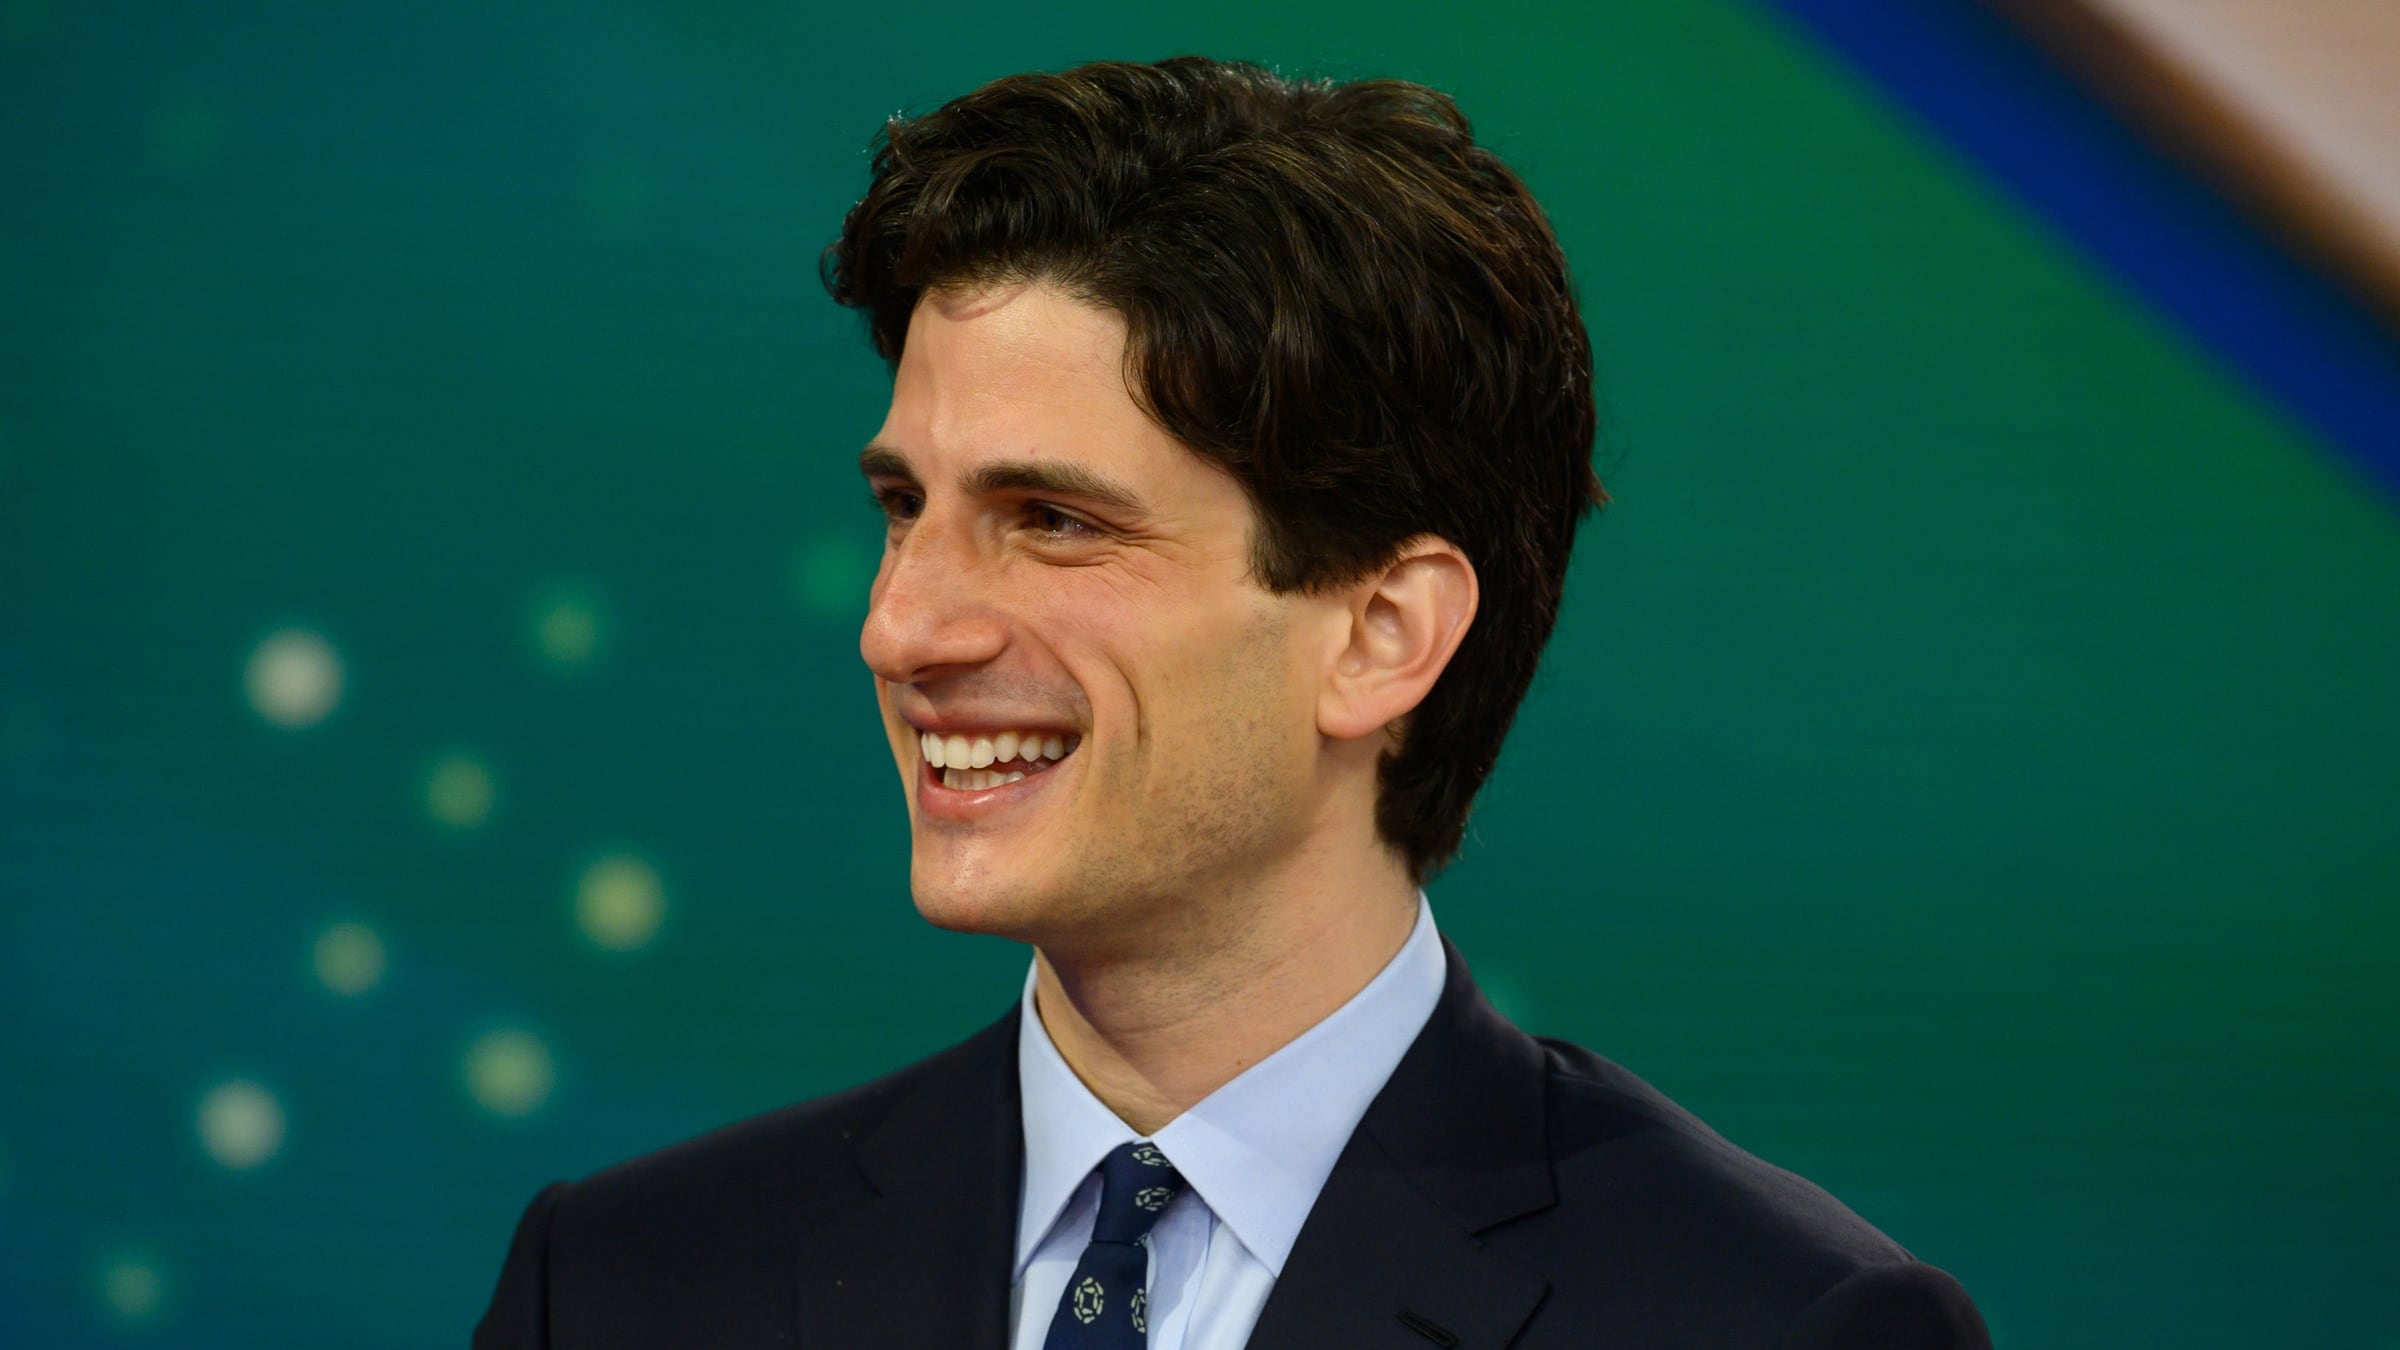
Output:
[907, 843, 1139, 954]
[906, 850, 1046, 940]
[909, 883, 1007, 936]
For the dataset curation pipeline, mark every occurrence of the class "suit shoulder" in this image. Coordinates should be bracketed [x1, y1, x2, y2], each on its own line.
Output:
[1782, 1261, 1991, 1349]
[1505, 1034, 1967, 1341]
[558, 1012, 1012, 1230]
[477, 1012, 1019, 1347]
[1534, 1033, 1910, 1263]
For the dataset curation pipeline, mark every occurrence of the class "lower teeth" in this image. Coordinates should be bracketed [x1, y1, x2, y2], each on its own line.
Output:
[943, 767, 1030, 790]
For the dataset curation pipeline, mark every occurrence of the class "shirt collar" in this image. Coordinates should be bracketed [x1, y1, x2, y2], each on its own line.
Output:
[1013, 893, 1447, 1279]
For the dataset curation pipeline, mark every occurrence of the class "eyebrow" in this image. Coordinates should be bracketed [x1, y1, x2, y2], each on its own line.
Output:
[859, 443, 1150, 517]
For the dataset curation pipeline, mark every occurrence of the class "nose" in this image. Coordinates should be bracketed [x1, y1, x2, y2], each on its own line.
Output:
[859, 514, 1009, 685]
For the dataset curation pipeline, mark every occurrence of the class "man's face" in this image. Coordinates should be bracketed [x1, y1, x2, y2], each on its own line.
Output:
[859, 282, 1330, 954]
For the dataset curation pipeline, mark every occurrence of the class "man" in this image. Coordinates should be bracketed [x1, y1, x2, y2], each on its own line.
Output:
[475, 57, 1988, 1349]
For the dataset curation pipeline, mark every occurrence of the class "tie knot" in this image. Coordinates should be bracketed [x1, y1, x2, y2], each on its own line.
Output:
[1091, 1140, 1182, 1245]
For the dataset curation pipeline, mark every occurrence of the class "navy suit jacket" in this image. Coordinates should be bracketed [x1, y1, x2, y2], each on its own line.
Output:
[473, 940, 1989, 1348]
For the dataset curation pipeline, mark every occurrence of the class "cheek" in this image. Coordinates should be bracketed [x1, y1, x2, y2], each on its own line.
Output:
[1024, 564, 1308, 758]
[873, 682, 910, 761]
[1140, 598, 1315, 764]
[1136, 629, 1319, 866]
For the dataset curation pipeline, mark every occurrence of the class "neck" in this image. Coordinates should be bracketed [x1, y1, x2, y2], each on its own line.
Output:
[1029, 847, 1420, 1136]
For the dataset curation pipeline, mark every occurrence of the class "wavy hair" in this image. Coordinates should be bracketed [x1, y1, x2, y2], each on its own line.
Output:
[824, 56, 1604, 878]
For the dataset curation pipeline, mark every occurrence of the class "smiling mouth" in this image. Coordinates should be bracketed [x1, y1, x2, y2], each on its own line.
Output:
[916, 728, 1082, 791]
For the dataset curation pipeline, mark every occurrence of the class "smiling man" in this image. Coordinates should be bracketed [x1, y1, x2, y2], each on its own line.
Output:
[474, 57, 1988, 1350]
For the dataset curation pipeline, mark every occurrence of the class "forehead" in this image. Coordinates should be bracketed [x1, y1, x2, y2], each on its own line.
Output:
[873, 282, 1188, 483]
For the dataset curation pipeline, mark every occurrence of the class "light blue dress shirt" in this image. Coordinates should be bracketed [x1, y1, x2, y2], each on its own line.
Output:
[1009, 895, 1447, 1350]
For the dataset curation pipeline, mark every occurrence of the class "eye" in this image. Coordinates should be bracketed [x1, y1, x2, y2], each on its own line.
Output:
[1024, 502, 1100, 540]
[869, 486, 924, 523]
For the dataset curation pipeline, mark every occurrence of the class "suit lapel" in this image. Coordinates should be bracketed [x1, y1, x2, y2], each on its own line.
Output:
[788, 941, 1551, 1349]
[1246, 939, 1555, 1350]
[791, 1008, 1023, 1350]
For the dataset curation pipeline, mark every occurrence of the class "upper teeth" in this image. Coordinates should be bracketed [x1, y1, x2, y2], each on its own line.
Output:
[919, 730, 1072, 769]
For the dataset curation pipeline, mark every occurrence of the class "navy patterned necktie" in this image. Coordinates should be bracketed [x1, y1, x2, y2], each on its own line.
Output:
[1042, 1140, 1184, 1349]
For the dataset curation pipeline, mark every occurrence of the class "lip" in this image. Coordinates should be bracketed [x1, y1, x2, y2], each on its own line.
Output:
[913, 746, 1073, 824]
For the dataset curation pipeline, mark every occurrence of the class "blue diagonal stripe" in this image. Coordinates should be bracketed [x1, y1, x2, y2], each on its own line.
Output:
[1756, 0, 2400, 504]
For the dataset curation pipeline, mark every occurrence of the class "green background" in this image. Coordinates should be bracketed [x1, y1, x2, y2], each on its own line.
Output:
[3, 1, 2395, 1345]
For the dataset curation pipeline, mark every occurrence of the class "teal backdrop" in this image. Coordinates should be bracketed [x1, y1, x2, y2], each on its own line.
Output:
[3, 2, 2396, 1346]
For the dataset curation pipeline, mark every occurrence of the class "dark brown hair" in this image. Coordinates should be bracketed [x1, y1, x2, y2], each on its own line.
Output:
[825, 56, 1604, 878]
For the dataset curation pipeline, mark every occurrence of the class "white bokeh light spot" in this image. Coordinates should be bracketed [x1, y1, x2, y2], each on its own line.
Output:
[527, 583, 607, 669]
[244, 627, 344, 729]
[465, 1028, 555, 1118]
[312, 920, 386, 996]
[424, 752, 497, 830]
[790, 535, 869, 619]
[196, 1079, 285, 1170]
[576, 853, 665, 952]
[153, 96, 224, 177]
[98, 1252, 167, 1323]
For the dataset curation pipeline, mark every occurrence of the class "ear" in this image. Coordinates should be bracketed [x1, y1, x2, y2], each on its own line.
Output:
[1317, 536, 1479, 743]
